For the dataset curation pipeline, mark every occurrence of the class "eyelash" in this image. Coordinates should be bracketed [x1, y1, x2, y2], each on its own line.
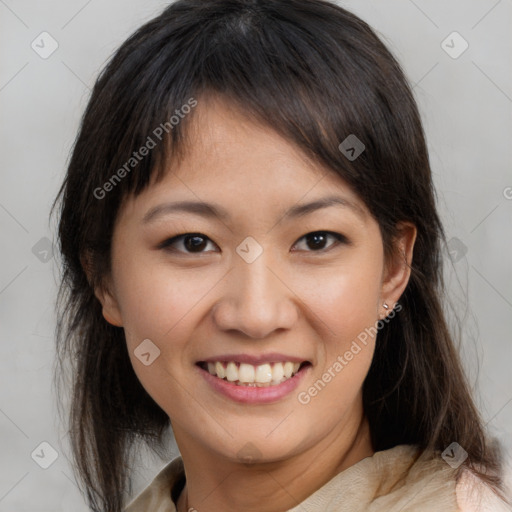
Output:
[157, 231, 349, 255]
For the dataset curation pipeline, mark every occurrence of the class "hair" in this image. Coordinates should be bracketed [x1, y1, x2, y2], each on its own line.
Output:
[51, 0, 509, 511]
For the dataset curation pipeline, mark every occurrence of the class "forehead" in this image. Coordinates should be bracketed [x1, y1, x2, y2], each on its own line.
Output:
[180, 97, 324, 183]
[119, 96, 370, 224]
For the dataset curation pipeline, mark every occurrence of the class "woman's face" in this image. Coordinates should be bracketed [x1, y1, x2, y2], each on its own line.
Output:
[98, 97, 414, 464]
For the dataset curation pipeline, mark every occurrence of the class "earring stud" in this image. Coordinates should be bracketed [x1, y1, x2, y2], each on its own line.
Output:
[383, 303, 389, 310]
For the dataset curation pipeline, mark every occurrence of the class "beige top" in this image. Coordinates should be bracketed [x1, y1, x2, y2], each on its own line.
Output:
[125, 444, 511, 512]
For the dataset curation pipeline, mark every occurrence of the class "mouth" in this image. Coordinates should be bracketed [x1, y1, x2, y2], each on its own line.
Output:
[196, 360, 312, 387]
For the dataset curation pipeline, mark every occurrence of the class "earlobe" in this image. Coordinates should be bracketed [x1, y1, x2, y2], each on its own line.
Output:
[95, 286, 124, 327]
[101, 308, 123, 327]
[380, 222, 417, 311]
[80, 252, 123, 327]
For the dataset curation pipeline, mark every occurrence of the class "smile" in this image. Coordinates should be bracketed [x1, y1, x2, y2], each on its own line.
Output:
[197, 361, 310, 387]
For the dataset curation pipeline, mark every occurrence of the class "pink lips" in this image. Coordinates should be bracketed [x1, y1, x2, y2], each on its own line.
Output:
[196, 361, 312, 404]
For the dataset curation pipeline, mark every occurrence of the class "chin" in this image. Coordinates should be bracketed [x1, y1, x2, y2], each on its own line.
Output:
[207, 427, 307, 465]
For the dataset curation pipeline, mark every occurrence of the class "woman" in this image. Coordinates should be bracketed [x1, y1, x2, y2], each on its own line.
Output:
[52, 0, 511, 511]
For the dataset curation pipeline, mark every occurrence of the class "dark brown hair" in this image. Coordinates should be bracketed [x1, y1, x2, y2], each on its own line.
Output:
[52, 1, 508, 510]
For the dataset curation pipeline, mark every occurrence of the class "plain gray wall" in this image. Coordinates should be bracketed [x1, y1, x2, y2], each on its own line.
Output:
[0, 1, 511, 510]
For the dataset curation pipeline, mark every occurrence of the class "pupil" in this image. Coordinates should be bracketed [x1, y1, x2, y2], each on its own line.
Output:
[186, 235, 206, 252]
[308, 232, 326, 250]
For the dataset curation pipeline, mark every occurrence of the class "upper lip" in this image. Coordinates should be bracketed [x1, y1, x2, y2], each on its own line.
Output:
[198, 353, 311, 365]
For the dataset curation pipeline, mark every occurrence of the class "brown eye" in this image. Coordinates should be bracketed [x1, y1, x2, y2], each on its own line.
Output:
[159, 233, 218, 254]
[292, 231, 348, 252]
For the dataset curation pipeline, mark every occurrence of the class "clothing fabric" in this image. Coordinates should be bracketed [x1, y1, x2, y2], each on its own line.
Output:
[124, 444, 511, 512]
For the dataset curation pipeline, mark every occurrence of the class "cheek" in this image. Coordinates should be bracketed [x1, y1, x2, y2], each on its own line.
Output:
[291, 253, 382, 412]
[112, 251, 216, 349]
[111, 253, 214, 413]
[294, 254, 383, 345]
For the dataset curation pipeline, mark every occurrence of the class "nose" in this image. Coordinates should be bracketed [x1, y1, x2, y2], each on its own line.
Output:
[212, 252, 298, 339]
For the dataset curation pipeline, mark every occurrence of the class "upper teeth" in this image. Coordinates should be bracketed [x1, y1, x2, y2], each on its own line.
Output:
[206, 361, 301, 385]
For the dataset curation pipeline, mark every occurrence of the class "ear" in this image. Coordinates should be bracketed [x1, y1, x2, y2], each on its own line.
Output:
[380, 222, 417, 315]
[80, 251, 124, 327]
[94, 282, 124, 327]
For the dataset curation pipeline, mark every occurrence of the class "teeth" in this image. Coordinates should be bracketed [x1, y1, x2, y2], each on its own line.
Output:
[226, 361, 238, 382]
[271, 362, 284, 383]
[239, 363, 255, 383]
[203, 361, 305, 386]
[283, 362, 294, 378]
[215, 362, 226, 379]
[255, 363, 272, 383]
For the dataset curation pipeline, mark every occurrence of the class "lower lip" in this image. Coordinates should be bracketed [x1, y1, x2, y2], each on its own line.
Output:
[197, 364, 311, 404]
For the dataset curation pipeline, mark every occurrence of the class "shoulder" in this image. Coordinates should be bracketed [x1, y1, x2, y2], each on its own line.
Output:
[374, 445, 511, 511]
[455, 468, 512, 512]
[124, 456, 185, 512]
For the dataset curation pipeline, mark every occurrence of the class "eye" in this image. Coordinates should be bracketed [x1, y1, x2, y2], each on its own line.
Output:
[292, 231, 348, 253]
[158, 230, 348, 255]
[158, 233, 218, 254]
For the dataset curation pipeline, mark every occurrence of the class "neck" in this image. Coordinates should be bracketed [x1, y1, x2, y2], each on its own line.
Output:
[175, 408, 373, 512]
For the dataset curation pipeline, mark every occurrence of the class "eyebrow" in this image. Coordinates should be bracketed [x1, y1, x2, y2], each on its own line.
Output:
[142, 195, 365, 224]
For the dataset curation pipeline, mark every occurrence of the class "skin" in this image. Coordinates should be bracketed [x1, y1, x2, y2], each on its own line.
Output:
[94, 97, 416, 512]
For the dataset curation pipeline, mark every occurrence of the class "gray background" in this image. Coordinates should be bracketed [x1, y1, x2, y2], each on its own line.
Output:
[0, 0, 511, 510]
